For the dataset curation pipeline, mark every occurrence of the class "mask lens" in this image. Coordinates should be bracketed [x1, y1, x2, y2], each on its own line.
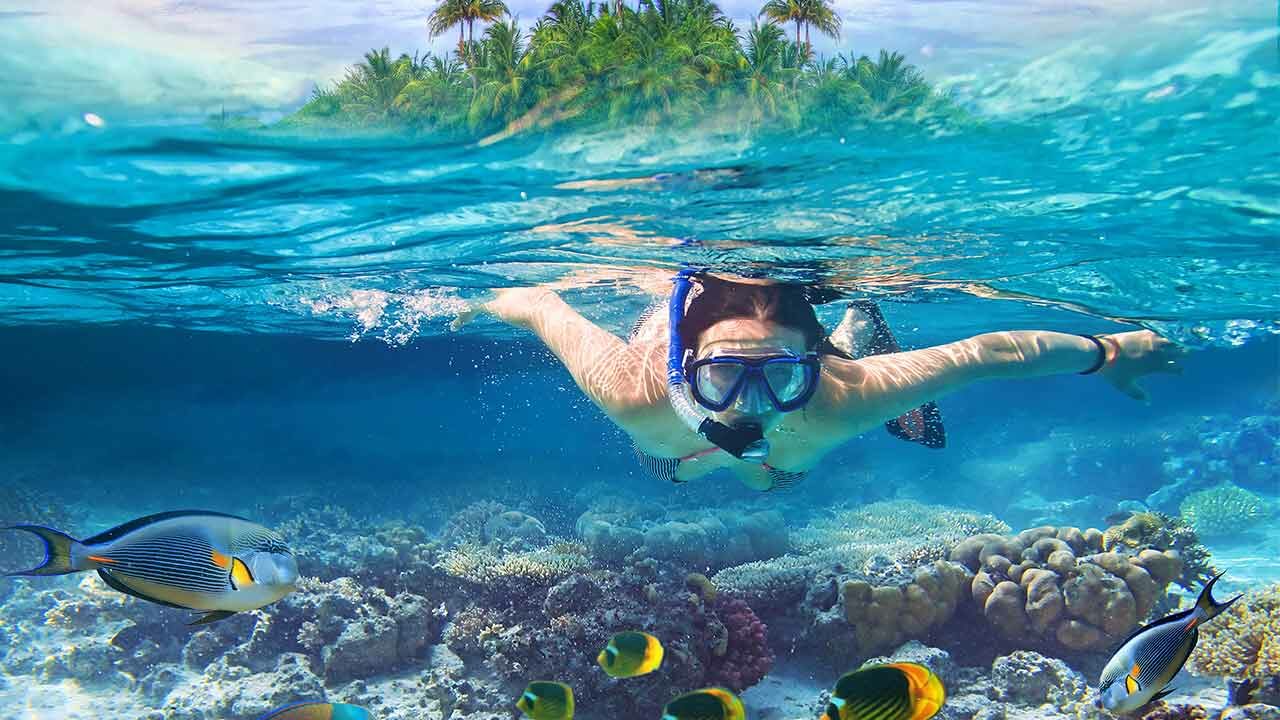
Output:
[763, 360, 811, 404]
[694, 361, 746, 406]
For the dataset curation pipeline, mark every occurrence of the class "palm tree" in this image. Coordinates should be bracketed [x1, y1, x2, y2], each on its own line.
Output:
[758, 0, 802, 48]
[429, 0, 510, 50]
[428, 0, 468, 50]
[741, 21, 790, 118]
[528, 0, 594, 88]
[853, 49, 929, 116]
[339, 48, 420, 122]
[759, 0, 838, 55]
[462, 0, 511, 43]
[469, 19, 531, 126]
[797, 0, 840, 53]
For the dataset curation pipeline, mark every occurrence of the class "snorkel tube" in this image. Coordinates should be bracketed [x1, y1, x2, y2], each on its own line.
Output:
[668, 268, 770, 461]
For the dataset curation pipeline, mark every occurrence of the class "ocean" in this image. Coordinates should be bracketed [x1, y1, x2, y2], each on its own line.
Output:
[0, 2, 1277, 719]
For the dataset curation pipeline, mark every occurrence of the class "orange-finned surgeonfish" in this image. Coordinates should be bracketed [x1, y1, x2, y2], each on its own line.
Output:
[6, 510, 298, 624]
[1097, 571, 1241, 713]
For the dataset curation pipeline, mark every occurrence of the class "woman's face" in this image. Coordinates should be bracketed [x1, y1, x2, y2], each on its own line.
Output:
[695, 318, 808, 431]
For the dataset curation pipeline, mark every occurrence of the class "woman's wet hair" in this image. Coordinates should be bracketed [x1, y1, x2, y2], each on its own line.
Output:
[679, 274, 834, 354]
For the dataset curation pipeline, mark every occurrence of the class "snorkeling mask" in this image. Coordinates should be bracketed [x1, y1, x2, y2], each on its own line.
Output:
[686, 350, 820, 413]
[666, 269, 821, 461]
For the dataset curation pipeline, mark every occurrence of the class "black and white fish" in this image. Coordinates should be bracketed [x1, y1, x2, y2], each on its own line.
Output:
[6, 510, 298, 625]
[1097, 571, 1240, 713]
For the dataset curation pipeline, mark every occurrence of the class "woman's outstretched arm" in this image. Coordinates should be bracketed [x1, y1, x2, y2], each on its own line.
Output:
[815, 329, 1184, 435]
[453, 287, 665, 422]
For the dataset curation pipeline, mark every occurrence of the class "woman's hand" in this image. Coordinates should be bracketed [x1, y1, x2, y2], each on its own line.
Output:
[451, 287, 557, 331]
[1097, 330, 1185, 401]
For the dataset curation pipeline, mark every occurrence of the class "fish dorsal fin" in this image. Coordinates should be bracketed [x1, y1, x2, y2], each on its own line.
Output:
[1109, 607, 1194, 653]
[83, 510, 251, 546]
[96, 569, 190, 610]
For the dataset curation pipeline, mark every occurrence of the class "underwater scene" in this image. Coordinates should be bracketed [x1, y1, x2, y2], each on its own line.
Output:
[0, 1, 1278, 719]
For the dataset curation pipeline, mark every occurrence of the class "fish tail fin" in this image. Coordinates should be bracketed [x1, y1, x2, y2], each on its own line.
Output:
[1195, 571, 1242, 623]
[4, 525, 86, 576]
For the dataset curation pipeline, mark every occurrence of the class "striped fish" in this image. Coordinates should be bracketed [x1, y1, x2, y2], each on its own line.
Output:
[661, 687, 745, 720]
[257, 702, 371, 720]
[1097, 572, 1241, 713]
[820, 662, 945, 720]
[5, 510, 298, 625]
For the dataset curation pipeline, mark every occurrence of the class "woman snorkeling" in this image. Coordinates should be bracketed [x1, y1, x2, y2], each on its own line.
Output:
[455, 271, 1183, 491]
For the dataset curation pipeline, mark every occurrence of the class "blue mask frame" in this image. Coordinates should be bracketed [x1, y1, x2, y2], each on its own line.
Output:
[686, 353, 821, 412]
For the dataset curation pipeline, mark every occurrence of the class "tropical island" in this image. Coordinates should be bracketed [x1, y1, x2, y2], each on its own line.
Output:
[280, 0, 965, 140]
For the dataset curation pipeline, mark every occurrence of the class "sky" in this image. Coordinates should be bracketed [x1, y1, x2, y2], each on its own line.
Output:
[0, 0, 1268, 123]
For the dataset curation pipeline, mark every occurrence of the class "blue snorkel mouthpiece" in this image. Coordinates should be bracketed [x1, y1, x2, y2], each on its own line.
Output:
[667, 269, 770, 462]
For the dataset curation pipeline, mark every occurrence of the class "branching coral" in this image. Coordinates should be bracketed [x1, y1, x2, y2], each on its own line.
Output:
[439, 500, 507, 548]
[710, 555, 813, 611]
[1179, 483, 1272, 539]
[793, 500, 1010, 555]
[1187, 583, 1280, 680]
[437, 540, 590, 588]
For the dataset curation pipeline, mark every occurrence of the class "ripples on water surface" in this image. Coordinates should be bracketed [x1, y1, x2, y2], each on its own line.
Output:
[0, 8, 1276, 348]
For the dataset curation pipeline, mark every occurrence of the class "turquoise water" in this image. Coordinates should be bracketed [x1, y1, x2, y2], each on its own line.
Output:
[0, 4, 1278, 720]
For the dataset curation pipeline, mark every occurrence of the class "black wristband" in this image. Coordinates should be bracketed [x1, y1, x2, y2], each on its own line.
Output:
[1078, 334, 1107, 375]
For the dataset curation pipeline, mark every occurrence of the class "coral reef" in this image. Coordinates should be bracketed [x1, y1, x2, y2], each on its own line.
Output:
[1099, 512, 1216, 591]
[707, 596, 773, 693]
[988, 650, 1086, 706]
[576, 505, 790, 570]
[438, 500, 509, 548]
[482, 510, 548, 549]
[1188, 583, 1280, 680]
[437, 540, 591, 589]
[841, 560, 972, 656]
[1179, 484, 1273, 540]
[0, 488, 1272, 720]
[945, 525, 1189, 652]
[270, 500, 441, 591]
[711, 500, 1005, 614]
[438, 563, 775, 716]
[1152, 412, 1280, 509]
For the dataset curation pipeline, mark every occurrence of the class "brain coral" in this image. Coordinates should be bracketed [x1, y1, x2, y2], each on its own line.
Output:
[948, 525, 1183, 652]
[841, 560, 971, 655]
[1100, 512, 1216, 590]
[1187, 583, 1280, 679]
[1179, 483, 1271, 539]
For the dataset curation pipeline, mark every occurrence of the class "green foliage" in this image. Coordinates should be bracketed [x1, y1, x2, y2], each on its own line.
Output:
[288, 0, 966, 138]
